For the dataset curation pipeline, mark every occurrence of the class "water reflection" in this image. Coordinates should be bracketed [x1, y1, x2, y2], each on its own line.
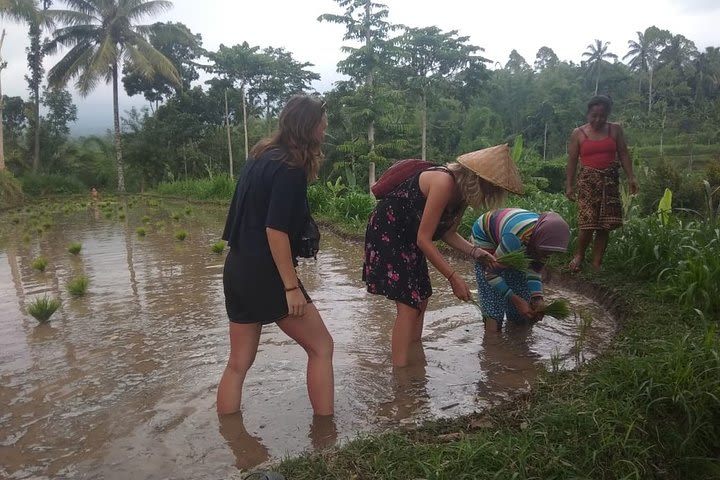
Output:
[0, 200, 616, 479]
[218, 413, 270, 470]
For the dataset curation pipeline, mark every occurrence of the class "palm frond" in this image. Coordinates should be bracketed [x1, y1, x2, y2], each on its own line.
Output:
[47, 40, 97, 89]
[124, 0, 172, 22]
[123, 30, 180, 86]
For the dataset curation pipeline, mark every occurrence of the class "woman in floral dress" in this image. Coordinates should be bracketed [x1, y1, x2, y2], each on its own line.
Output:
[363, 145, 523, 367]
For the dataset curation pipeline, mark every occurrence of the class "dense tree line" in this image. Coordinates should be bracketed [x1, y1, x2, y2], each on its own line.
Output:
[1, 0, 719, 194]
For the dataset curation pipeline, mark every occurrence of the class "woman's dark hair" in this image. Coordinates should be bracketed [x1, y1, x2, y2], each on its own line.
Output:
[251, 95, 326, 180]
[587, 95, 613, 113]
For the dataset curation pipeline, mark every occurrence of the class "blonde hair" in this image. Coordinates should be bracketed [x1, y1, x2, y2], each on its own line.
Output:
[446, 162, 507, 210]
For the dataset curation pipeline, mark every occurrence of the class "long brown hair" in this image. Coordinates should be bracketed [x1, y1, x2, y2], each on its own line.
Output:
[250, 95, 326, 180]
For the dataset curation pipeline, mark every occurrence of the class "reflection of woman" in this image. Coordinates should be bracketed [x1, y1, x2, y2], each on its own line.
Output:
[217, 414, 269, 471]
[565, 95, 639, 272]
[217, 96, 334, 416]
[363, 145, 523, 367]
[471, 208, 570, 332]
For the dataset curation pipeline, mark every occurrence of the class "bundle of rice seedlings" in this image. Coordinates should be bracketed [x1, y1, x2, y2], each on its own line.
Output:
[496, 249, 530, 271]
[28, 295, 61, 322]
[211, 241, 225, 254]
[67, 275, 89, 297]
[68, 242, 82, 255]
[541, 299, 571, 320]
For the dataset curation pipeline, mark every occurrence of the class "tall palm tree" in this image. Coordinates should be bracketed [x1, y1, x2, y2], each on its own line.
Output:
[582, 39, 617, 95]
[46, 0, 181, 192]
[624, 31, 658, 113]
[0, 0, 36, 19]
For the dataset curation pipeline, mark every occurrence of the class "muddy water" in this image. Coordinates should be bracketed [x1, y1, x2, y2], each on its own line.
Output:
[0, 199, 616, 479]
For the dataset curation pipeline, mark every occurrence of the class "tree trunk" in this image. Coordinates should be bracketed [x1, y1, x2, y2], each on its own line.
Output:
[242, 85, 249, 161]
[32, 91, 40, 172]
[0, 29, 6, 171]
[543, 121, 548, 161]
[365, 0, 376, 189]
[112, 61, 125, 192]
[225, 89, 234, 178]
[421, 92, 427, 161]
[594, 74, 599, 96]
[648, 67, 654, 114]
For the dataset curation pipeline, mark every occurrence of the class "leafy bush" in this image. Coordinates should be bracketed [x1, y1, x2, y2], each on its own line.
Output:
[20, 173, 87, 196]
[0, 170, 25, 209]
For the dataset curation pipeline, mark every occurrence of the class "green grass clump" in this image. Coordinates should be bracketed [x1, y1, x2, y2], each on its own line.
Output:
[136, 227, 146, 237]
[27, 295, 61, 322]
[67, 242, 82, 255]
[22, 233, 31, 243]
[142, 215, 151, 224]
[67, 275, 89, 296]
[154, 221, 166, 231]
[211, 241, 225, 254]
[172, 213, 181, 221]
[175, 230, 187, 241]
[118, 212, 126, 220]
[31, 256, 48, 272]
[496, 249, 530, 271]
[542, 299, 572, 319]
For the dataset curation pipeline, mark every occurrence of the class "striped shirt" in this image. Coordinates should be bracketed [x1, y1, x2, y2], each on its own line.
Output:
[471, 208, 543, 300]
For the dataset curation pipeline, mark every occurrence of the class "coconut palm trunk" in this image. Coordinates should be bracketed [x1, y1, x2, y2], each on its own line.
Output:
[0, 29, 5, 171]
[112, 60, 125, 192]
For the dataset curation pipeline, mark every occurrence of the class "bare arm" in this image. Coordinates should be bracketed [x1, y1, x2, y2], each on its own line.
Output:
[266, 227, 306, 317]
[565, 128, 581, 201]
[442, 229, 499, 269]
[416, 171, 471, 301]
[614, 123, 639, 195]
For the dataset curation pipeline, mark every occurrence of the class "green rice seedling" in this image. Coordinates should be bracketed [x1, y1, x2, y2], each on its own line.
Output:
[136, 227, 146, 237]
[549, 347, 561, 373]
[11, 215, 21, 224]
[42, 219, 53, 230]
[211, 241, 225, 254]
[27, 295, 61, 322]
[542, 299, 571, 320]
[142, 215, 151, 224]
[118, 212, 126, 220]
[67, 275, 89, 296]
[154, 221, 166, 231]
[22, 233, 31, 243]
[67, 242, 82, 255]
[172, 212, 181, 221]
[104, 211, 113, 219]
[31, 256, 48, 272]
[175, 230, 187, 241]
[36, 226, 44, 235]
[185, 207, 192, 215]
[496, 249, 530, 271]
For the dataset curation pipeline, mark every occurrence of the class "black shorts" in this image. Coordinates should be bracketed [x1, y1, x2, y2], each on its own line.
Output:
[223, 249, 312, 324]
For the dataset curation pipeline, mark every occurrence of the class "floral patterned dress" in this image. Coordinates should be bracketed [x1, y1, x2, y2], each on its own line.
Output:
[362, 167, 462, 309]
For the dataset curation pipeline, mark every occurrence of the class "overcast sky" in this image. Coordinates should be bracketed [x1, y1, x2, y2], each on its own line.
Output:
[1, 0, 719, 134]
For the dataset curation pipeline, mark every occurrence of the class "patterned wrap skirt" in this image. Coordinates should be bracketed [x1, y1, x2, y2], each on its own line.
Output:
[577, 164, 623, 231]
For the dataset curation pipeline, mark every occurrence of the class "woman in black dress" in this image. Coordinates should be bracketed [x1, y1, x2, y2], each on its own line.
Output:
[218, 96, 334, 416]
[363, 145, 523, 367]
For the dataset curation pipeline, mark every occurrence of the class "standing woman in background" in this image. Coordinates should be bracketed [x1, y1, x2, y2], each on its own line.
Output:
[218, 95, 334, 417]
[565, 95, 639, 273]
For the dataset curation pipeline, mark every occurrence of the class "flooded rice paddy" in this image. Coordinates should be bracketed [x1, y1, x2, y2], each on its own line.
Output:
[0, 198, 616, 479]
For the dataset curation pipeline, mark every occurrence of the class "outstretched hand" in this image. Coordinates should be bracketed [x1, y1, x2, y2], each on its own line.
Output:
[449, 273, 472, 302]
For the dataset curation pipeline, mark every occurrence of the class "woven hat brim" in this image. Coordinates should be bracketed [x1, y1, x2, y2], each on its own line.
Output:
[456, 144, 524, 194]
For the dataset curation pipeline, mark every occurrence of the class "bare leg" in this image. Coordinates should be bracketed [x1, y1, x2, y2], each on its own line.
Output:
[484, 316, 502, 334]
[217, 322, 262, 414]
[570, 229, 594, 272]
[277, 303, 334, 416]
[411, 299, 428, 343]
[591, 230, 610, 271]
[392, 301, 424, 367]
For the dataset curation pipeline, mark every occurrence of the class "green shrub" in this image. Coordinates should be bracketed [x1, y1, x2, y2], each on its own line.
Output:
[0, 170, 25, 209]
[20, 173, 87, 196]
[27, 295, 61, 322]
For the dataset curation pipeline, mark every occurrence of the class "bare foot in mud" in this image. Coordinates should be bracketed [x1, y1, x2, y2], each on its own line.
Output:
[568, 256, 583, 273]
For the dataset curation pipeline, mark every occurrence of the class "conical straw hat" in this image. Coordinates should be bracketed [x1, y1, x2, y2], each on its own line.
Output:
[456, 144, 524, 194]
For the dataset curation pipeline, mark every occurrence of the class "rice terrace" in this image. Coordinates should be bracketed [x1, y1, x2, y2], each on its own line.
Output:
[1, 0, 719, 478]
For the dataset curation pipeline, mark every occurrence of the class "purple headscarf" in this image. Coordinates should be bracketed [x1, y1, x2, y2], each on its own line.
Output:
[527, 212, 570, 259]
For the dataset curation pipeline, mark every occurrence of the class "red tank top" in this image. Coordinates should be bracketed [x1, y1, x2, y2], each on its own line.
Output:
[579, 126, 617, 169]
